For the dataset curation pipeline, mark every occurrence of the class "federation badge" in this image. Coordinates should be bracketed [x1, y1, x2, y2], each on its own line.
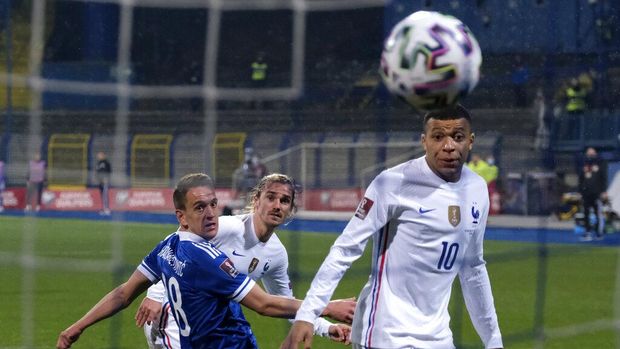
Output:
[219, 258, 240, 278]
[448, 205, 461, 227]
[248, 258, 259, 274]
[355, 197, 374, 220]
[471, 202, 480, 224]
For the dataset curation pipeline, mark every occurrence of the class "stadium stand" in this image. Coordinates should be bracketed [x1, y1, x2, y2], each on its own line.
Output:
[246, 131, 287, 164]
[384, 131, 420, 164]
[283, 132, 324, 189]
[172, 133, 208, 185]
[320, 132, 357, 188]
[6, 133, 32, 186]
[354, 131, 386, 187]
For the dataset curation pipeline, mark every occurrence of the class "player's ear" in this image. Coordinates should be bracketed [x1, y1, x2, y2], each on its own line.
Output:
[469, 132, 475, 150]
[176, 209, 188, 228]
[421, 134, 427, 151]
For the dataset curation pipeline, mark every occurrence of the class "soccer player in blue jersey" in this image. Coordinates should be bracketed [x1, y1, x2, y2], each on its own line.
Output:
[137, 173, 353, 348]
[57, 173, 354, 349]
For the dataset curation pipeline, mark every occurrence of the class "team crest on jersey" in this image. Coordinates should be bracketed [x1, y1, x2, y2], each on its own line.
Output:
[355, 197, 374, 219]
[219, 258, 240, 278]
[471, 202, 480, 224]
[448, 205, 461, 227]
[248, 258, 259, 273]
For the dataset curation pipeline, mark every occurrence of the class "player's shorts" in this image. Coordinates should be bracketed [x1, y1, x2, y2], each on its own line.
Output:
[143, 302, 180, 349]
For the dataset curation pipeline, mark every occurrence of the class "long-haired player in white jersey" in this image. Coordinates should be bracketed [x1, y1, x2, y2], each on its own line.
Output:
[137, 173, 354, 348]
[281, 104, 503, 349]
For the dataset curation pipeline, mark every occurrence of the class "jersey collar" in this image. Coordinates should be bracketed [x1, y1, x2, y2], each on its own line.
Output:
[243, 214, 262, 247]
[420, 155, 465, 189]
[178, 230, 208, 243]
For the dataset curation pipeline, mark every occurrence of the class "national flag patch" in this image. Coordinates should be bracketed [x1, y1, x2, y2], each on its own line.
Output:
[219, 258, 240, 278]
[355, 197, 374, 219]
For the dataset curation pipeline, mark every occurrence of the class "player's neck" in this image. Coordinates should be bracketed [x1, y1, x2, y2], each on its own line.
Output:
[252, 215, 275, 242]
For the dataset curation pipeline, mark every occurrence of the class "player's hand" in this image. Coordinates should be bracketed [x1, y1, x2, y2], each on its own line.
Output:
[56, 325, 82, 349]
[280, 320, 314, 349]
[135, 297, 163, 327]
[327, 323, 351, 345]
[323, 297, 356, 324]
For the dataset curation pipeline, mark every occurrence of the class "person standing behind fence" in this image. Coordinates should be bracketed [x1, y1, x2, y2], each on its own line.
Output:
[250, 52, 268, 109]
[95, 151, 112, 216]
[95, 152, 112, 215]
[25, 152, 46, 212]
[0, 160, 5, 213]
[579, 147, 608, 241]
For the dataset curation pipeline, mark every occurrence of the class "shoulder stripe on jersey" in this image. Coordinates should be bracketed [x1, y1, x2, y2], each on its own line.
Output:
[365, 222, 390, 348]
[192, 242, 221, 259]
[230, 277, 252, 300]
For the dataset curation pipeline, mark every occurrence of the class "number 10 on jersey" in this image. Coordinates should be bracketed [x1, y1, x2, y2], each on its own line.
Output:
[437, 241, 459, 270]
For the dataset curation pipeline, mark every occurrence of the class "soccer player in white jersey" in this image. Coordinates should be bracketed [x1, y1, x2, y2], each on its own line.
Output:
[281, 104, 503, 349]
[56, 173, 354, 349]
[137, 173, 354, 348]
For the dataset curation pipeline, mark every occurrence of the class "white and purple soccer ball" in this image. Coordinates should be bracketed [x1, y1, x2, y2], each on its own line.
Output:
[380, 11, 482, 111]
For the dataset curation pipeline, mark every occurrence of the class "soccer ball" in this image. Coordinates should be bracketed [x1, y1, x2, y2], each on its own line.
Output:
[380, 11, 482, 111]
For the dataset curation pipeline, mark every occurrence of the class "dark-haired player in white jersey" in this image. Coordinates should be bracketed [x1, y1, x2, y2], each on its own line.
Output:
[137, 173, 354, 348]
[56, 173, 354, 349]
[282, 105, 503, 349]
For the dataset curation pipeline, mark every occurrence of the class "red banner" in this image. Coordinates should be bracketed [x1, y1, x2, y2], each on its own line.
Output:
[41, 189, 102, 211]
[2, 188, 26, 209]
[301, 188, 363, 212]
[1, 187, 364, 213]
[108, 188, 237, 213]
[109, 189, 174, 211]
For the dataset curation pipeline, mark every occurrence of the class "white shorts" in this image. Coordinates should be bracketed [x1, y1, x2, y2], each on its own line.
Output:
[143, 302, 180, 349]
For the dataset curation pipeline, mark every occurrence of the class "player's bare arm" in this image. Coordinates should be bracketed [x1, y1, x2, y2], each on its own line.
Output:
[280, 320, 314, 349]
[135, 296, 163, 327]
[56, 271, 152, 349]
[241, 284, 356, 323]
[241, 284, 303, 318]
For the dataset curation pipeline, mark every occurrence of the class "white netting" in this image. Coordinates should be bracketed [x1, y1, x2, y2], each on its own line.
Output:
[2, 1, 385, 348]
[3, 1, 620, 348]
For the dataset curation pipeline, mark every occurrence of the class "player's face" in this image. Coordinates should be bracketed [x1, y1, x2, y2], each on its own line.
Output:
[254, 182, 293, 228]
[176, 185, 219, 240]
[421, 117, 474, 183]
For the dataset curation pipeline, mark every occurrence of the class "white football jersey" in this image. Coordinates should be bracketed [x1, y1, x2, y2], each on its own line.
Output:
[212, 214, 292, 294]
[295, 156, 503, 349]
[145, 214, 333, 349]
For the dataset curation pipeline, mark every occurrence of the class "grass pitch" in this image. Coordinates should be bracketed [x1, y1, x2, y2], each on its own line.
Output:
[1, 215, 618, 348]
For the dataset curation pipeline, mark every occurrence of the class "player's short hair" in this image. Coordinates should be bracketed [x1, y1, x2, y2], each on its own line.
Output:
[173, 173, 215, 210]
[246, 173, 299, 218]
[422, 103, 472, 132]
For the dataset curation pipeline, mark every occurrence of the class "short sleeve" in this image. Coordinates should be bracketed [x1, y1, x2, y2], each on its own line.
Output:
[138, 240, 167, 283]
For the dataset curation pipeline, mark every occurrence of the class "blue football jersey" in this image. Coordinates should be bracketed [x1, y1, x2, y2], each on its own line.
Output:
[139, 231, 258, 349]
